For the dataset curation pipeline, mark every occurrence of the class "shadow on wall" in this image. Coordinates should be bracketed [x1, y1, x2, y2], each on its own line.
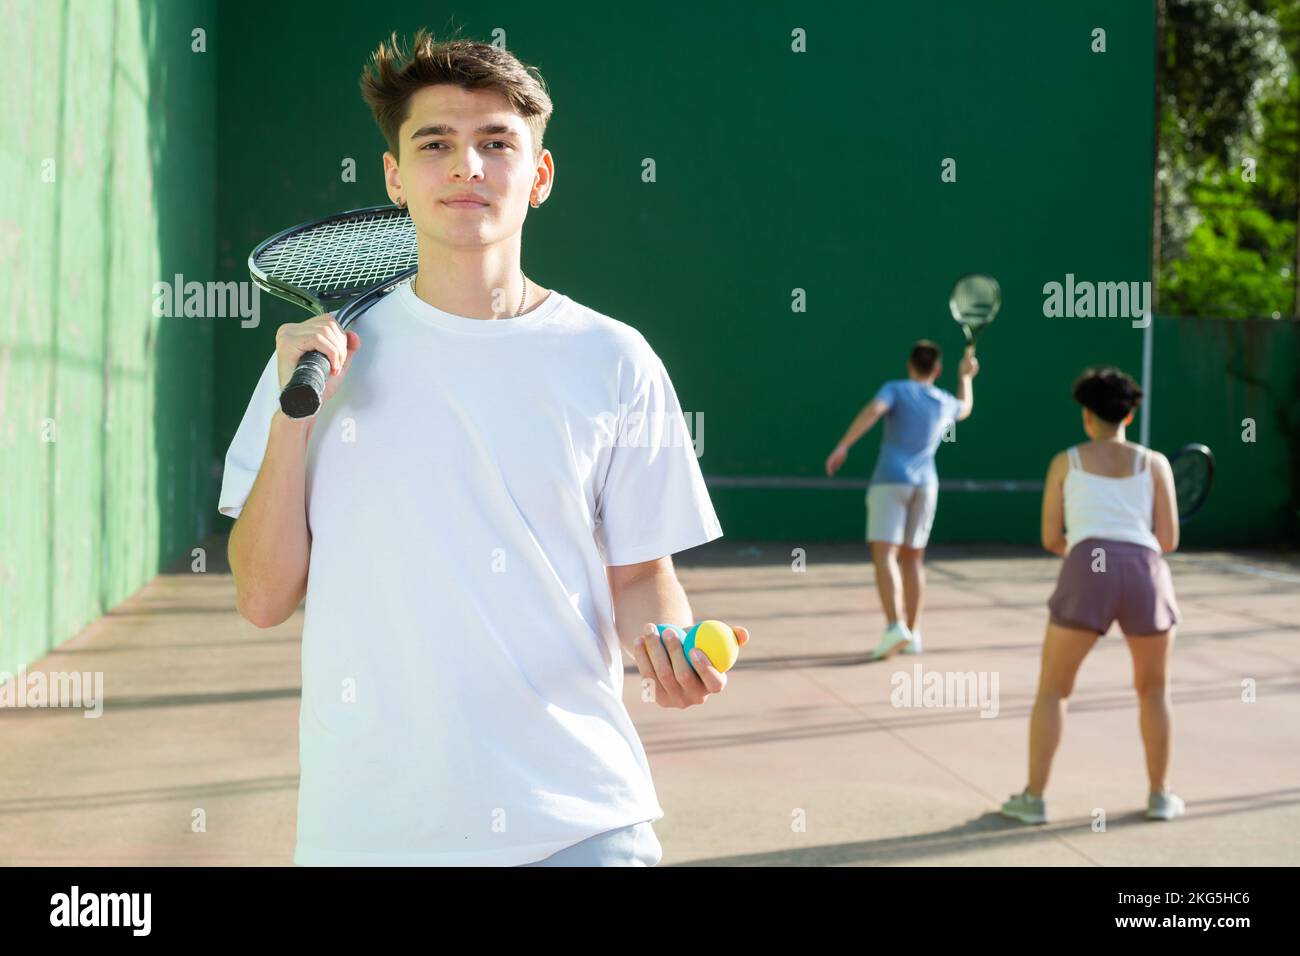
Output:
[137, 0, 217, 591]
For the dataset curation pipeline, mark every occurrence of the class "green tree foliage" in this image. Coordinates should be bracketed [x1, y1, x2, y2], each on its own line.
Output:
[1158, 0, 1298, 318]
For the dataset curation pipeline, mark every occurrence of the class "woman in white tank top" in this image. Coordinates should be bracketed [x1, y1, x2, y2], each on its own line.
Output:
[1062, 443, 1163, 554]
[1001, 367, 1185, 826]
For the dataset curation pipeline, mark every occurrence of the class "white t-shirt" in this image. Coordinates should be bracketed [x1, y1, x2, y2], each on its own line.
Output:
[218, 282, 723, 865]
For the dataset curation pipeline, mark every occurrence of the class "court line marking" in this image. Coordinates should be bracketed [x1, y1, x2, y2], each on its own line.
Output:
[704, 475, 1044, 492]
[1171, 557, 1300, 585]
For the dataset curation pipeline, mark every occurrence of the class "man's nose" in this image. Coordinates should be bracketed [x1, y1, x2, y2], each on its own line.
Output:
[451, 149, 486, 179]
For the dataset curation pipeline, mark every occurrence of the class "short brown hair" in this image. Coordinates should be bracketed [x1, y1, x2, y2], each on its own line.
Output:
[909, 340, 941, 375]
[360, 29, 553, 162]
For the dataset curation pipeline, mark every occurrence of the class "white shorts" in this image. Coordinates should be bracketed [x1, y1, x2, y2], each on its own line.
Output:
[516, 821, 662, 867]
[866, 482, 939, 549]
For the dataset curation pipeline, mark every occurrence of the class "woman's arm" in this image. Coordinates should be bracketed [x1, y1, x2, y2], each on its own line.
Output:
[1040, 451, 1069, 556]
[1150, 451, 1180, 553]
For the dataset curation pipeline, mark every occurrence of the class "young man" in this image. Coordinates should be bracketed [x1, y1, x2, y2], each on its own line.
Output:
[825, 340, 977, 659]
[219, 31, 748, 866]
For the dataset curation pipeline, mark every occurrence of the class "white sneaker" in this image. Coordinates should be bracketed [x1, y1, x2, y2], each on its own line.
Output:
[1000, 789, 1047, 825]
[1146, 791, 1186, 821]
[872, 622, 913, 660]
[902, 628, 922, 654]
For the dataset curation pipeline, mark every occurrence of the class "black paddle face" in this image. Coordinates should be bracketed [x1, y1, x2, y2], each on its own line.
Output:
[1170, 443, 1215, 522]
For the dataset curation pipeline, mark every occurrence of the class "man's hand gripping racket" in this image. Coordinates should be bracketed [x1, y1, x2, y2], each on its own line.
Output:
[249, 204, 419, 418]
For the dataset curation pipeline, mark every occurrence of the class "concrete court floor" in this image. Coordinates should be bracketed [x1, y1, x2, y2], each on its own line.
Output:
[2, 536, 1297, 866]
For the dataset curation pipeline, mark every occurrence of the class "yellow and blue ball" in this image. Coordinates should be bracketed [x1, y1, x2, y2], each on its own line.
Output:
[656, 620, 740, 674]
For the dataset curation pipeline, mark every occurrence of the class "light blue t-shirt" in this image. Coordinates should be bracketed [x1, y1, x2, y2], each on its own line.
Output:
[869, 379, 962, 486]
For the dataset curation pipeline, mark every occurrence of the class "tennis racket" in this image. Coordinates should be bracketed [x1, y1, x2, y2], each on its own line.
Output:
[1168, 442, 1214, 523]
[249, 204, 419, 418]
[949, 273, 1001, 348]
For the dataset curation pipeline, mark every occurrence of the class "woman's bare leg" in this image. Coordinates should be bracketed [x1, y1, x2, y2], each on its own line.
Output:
[1124, 628, 1176, 793]
[1027, 621, 1100, 795]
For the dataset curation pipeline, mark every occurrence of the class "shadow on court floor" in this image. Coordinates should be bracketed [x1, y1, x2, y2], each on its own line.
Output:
[2, 537, 1297, 865]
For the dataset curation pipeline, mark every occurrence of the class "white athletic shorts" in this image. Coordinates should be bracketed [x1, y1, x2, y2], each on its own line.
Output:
[516, 821, 662, 866]
[866, 482, 939, 548]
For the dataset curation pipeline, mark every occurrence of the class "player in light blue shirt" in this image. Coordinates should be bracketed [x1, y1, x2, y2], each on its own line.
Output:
[826, 340, 978, 659]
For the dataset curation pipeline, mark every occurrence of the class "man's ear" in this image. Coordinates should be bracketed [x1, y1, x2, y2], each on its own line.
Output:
[531, 147, 555, 204]
[382, 151, 403, 206]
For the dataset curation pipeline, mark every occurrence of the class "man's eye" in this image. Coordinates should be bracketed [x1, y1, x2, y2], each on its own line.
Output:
[420, 141, 510, 151]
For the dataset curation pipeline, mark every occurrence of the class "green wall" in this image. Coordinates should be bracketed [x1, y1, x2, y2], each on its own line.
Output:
[0, 0, 216, 676]
[1147, 315, 1299, 546]
[210, 1, 1201, 547]
[3, 0, 1295, 676]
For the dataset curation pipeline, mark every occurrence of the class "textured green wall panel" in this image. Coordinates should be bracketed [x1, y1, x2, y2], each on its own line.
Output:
[0, 0, 215, 676]
[50, 0, 114, 654]
[0, 0, 66, 676]
[1147, 316, 1298, 547]
[208, 0, 1177, 548]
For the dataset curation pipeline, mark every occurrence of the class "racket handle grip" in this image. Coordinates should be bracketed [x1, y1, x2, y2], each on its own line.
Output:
[279, 349, 330, 419]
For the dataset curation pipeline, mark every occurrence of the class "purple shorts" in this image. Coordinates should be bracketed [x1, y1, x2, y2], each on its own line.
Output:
[1048, 537, 1181, 636]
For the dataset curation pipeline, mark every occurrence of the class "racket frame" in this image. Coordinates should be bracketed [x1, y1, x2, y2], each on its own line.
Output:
[1168, 442, 1215, 523]
[248, 203, 419, 316]
[949, 272, 1002, 346]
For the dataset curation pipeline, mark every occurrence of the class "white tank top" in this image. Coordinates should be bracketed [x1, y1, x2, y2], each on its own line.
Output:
[1063, 444, 1162, 554]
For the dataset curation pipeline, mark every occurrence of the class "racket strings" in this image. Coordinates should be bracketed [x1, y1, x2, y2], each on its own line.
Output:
[950, 275, 1001, 327]
[255, 212, 418, 295]
[1169, 446, 1213, 519]
[1172, 459, 1206, 497]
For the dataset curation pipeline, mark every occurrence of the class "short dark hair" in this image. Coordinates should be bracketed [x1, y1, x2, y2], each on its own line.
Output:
[1071, 366, 1143, 424]
[360, 29, 554, 162]
[909, 340, 941, 376]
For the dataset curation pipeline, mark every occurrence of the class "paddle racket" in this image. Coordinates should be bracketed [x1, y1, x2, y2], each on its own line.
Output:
[249, 204, 419, 418]
[1168, 442, 1214, 523]
[949, 273, 1001, 348]
[1001, 442, 1214, 525]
